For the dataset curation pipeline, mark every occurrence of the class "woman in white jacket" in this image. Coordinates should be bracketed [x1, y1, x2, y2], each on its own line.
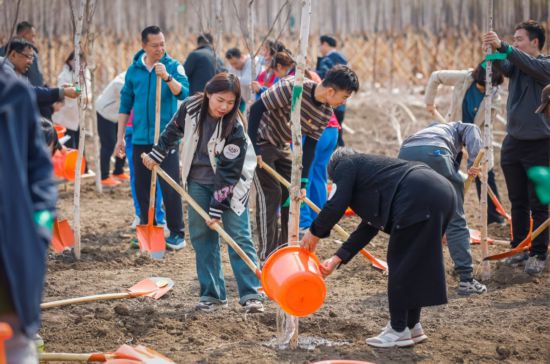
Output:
[52, 51, 92, 150]
[425, 61, 506, 225]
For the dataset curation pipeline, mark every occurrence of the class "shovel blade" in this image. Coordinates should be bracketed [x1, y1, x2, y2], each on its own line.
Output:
[136, 224, 165, 260]
[52, 219, 75, 253]
[108, 344, 174, 364]
[128, 277, 174, 299]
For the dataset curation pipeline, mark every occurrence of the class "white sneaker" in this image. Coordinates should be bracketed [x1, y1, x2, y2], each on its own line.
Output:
[410, 322, 428, 344]
[196, 301, 228, 312]
[366, 324, 415, 348]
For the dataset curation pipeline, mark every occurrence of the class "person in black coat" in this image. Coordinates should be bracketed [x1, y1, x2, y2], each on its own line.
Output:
[183, 33, 226, 95]
[300, 148, 455, 348]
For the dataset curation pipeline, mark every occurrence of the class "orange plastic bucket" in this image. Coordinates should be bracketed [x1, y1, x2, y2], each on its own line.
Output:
[63, 149, 86, 181]
[261, 246, 326, 317]
[52, 150, 65, 178]
[53, 124, 66, 139]
[0, 322, 13, 364]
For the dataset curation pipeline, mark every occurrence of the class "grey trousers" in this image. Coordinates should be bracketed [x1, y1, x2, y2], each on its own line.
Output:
[399, 145, 473, 280]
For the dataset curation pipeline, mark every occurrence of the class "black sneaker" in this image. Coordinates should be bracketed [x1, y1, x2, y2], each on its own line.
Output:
[524, 255, 547, 276]
[503, 251, 529, 267]
[195, 301, 228, 312]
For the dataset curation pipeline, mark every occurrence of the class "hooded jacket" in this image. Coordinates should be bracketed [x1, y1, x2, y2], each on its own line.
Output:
[119, 50, 189, 145]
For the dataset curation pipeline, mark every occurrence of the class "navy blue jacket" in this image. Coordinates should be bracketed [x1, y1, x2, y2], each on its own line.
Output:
[0, 69, 57, 336]
[316, 50, 348, 79]
[184, 45, 226, 95]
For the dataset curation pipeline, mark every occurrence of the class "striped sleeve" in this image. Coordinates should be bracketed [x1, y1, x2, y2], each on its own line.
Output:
[261, 78, 293, 110]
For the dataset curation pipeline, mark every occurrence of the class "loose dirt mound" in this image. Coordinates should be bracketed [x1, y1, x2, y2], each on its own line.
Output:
[43, 92, 550, 363]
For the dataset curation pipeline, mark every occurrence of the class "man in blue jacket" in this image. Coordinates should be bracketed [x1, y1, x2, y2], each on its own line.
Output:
[0, 67, 57, 362]
[316, 35, 348, 146]
[115, 25, 189, 250]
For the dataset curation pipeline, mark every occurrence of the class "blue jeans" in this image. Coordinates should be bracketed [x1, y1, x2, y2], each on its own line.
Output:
[187, 181, 262, 305]
[300, 127, 339, 229]
[125, 127, 165, 224]
[398, 145, 473, 280]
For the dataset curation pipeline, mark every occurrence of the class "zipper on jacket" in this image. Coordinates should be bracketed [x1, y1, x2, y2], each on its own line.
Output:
[146, 71, 153, 145]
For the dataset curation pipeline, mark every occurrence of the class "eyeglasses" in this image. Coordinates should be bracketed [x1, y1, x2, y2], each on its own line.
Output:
[16, 51, 34, 61]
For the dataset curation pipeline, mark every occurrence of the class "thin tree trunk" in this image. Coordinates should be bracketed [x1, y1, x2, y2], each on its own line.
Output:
[480, 0, 493, 281]
[73, 0, 87, 260]
[287, 0, 312, 350]
[248, 0, 256, 108]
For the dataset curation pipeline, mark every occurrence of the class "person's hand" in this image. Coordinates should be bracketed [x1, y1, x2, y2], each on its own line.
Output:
[426, 104, 436, 115]
[52, 101, 63, 112]
[115, 139, 126, 158]
[300, 229, 320, 253]
[256, 155, 264, 168]
[467, 166, 481, 177]
[251, 81, 261, 93]
[154, 63, 169, 80]
[141, 153, 158, 170]
[482, 31, 502, 50]
[63, 87, 80, 99]
[300, 188, 307, 200]
[206, 218, 221, 230]
[319, 255, 342, 278]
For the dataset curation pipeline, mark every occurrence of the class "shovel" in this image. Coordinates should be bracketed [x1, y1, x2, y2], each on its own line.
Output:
[0, 323, 12, 364]
[487, 184, 514, 240]
[136, 76, 165, 260]
[484, 217, 550, 261]
[38, 344, 175, 363]
[259, 161, 388, 272]
[51, 218, 75, 253]
[40, 277, 174, 309]
[464, 150, 485, 193]
[153, 163, 262, 278]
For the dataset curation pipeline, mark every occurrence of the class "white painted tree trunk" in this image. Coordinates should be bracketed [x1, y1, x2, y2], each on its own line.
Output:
[248, 0, 256, 108]
[284, 0, 312, 350]
[73, 0, 87, 260]
[480, 0, 493, 280]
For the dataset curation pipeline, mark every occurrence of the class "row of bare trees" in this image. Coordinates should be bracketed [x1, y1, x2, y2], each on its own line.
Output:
[2, 0, 550, 38]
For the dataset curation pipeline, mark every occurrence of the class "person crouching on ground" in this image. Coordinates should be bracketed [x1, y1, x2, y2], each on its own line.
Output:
[142, 73, 264, 313]
[300, 148, 455, 348]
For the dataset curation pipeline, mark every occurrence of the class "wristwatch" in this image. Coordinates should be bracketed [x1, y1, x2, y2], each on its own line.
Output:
[165, 74, 173, 83]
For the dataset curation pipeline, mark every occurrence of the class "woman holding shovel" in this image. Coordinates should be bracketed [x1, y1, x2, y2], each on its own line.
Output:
[142, 73, 264, 313]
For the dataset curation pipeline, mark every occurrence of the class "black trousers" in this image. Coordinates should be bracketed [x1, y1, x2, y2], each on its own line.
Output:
[390, 307, 421, 331]
[475, 169, 504, 224]
[97, 113, 125, 179]
[253, 143, 292, 261]
[133, 144, 184, 236]
[501, 135, 549, 257]
[334, 107, 346, 147]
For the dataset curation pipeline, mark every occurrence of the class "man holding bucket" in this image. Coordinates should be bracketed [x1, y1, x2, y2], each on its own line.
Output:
[300, 148, 455, 348]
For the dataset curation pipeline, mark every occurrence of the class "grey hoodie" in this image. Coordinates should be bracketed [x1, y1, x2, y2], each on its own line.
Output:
[494, 42, 550, 140]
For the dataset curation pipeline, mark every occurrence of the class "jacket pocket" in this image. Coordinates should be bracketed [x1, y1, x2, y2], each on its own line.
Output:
[394, 209, 431, 230]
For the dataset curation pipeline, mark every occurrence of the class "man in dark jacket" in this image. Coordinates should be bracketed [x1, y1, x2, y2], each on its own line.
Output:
[301, 148, 455, 348]
[0, 21, 44, 86]
[0, 67, 57, 362]
[316, 35, 348, 146]
[184, 33, 226, 95]
[0, 38, 79, 119]
[483, 20, 550, 275]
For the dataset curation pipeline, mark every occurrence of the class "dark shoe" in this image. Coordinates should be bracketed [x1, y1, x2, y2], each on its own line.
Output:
[524, 255, 546, 276]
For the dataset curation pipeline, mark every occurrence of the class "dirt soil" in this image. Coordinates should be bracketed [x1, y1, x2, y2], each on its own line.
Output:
[43, 91, 550, 363]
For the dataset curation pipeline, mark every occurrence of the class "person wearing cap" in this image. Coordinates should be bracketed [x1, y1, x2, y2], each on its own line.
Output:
[300, 148, 456, 348]
[483, 20, 550, 275]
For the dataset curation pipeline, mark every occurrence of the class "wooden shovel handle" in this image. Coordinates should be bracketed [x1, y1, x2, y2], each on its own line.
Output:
[41, 292, 133, 309]
[147, 76, 163, 224]
[260, 162, 388, 271]
[464, 150, 485, 193]
[153, 163, 262, 278]
[433, 108, 448, 124]
[39, 352, 114, 361]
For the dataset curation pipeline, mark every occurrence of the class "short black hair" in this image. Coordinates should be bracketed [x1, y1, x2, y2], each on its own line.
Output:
[472, 61, 504, 87]
[320, 35, 337, 48]
[225, 48, 241, 60]
[321, 65, 360, 93]
[197, 33, 213, 46]
[141, 25, 162, 43]
[16, 21, 34, 34]
[5, 38, 33, 55]
[40, 118, 61, 154]
[515, 20, 546, 50]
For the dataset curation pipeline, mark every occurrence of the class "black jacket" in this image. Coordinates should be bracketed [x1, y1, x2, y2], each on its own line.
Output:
[183, 45, 226, 95]
[150, 96, 252, 217]
[494, 42, 550, 140]
[310, 154, 424, 263]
